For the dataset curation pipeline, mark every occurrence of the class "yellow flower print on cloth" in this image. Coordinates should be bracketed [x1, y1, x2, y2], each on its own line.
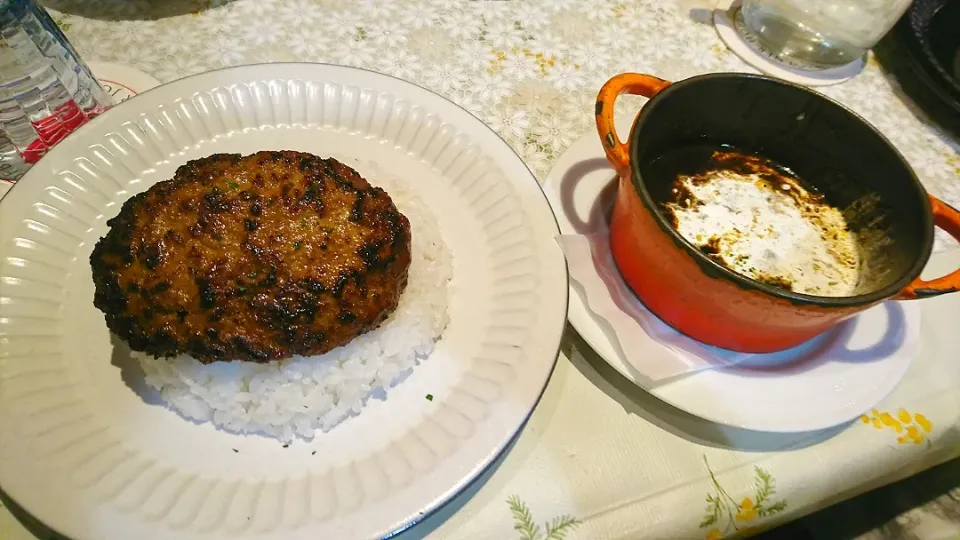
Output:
[699, 456, 787, 539]
[860, 408, 933, 445]
[487, 47, 581, 79]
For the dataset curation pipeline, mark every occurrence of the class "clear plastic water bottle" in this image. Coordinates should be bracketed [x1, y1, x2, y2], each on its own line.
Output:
[738, 0, 913, 69]
[0, 0, 112, 183]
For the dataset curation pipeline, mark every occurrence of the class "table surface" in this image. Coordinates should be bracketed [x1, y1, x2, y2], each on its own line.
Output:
[3, 1, 960, 539]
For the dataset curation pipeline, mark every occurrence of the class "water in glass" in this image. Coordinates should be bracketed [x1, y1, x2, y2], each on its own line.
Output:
[739, 0, 913, 69]
[0, 0, 112, 183]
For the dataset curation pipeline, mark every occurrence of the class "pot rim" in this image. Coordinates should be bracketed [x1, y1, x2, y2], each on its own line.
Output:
[627, 72, 935, 307]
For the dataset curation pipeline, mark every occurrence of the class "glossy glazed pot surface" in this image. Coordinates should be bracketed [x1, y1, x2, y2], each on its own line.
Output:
[595, 72, 960, 352]
[629, 73, 931, 305]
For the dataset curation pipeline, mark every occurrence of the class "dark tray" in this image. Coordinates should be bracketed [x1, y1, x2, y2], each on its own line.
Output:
[875, 0, 960, 139]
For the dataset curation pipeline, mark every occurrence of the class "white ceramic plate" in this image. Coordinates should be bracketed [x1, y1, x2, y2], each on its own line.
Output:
[0, 64, 567, 540]
[544, 126, 920, 433]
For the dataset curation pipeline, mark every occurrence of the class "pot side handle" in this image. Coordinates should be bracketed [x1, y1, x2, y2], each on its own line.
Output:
[595, 73, 671, 177]
[897, 195, 960, 299]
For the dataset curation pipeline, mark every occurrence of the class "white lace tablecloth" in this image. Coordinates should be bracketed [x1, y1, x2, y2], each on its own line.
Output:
[3, 1, 960, 539]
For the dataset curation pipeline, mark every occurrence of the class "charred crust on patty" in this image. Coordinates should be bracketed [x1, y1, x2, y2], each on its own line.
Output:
[90, 151, 412, 364]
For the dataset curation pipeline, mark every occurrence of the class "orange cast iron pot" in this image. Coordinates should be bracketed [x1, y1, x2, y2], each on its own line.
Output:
[595, 72, 960, 353]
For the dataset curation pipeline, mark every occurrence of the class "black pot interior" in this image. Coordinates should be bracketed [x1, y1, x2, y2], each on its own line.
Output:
[629, 73, 933, 302]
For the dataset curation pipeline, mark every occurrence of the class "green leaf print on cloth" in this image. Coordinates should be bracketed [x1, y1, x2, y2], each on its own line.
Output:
[699, 456, 787, 539]
[507, 495, 581, 540]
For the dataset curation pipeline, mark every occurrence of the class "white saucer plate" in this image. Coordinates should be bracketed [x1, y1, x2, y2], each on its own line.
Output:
[0, 64, 567, 540]
[88, 61, 162, 104]
[544, 125, 919, 433]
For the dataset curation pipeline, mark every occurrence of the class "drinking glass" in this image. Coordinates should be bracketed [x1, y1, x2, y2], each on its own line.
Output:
[738, 0, 913, 69]
[0, 0, 112, 183]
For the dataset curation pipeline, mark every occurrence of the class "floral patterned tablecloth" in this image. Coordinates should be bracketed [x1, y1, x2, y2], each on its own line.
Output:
[3, 0, 960, 539]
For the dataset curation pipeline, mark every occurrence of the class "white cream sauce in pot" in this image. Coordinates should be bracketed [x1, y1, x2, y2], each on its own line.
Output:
[662, 151, 861, 297]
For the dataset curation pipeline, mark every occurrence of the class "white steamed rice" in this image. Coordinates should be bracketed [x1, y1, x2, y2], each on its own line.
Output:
[136, 168, 453, 443]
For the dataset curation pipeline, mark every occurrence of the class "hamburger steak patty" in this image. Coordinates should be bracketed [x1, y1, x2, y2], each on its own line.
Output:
[90, 151, 412, 364]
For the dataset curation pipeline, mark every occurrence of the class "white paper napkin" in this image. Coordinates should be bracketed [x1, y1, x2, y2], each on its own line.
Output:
[558, 233, 757, 382]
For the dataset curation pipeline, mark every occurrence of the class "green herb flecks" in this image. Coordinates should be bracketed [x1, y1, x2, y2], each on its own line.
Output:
[425, 394, 433, 401]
